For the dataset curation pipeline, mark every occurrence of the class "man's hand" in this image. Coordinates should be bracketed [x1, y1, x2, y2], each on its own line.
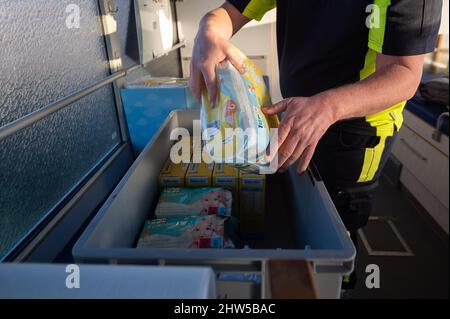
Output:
[189, 31, 245, 106]
[263, 94, 336, 174]
[189, 4, 250, 106]
[262, 53, 424, 175]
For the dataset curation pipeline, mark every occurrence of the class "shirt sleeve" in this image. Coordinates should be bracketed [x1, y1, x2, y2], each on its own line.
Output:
[227, 0, 276, 21]
[369, 0, 442, 56]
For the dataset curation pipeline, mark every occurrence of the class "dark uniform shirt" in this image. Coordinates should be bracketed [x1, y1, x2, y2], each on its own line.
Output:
[228, 0, 442, 136]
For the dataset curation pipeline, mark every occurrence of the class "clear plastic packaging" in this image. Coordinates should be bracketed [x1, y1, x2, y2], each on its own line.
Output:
[136, 215, 226, 249]
[200, 57, 279, 172]
[155, 188, 233, 218]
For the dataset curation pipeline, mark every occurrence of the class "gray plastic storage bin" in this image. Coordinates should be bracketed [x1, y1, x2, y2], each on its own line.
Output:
[73, 110, 355, 299]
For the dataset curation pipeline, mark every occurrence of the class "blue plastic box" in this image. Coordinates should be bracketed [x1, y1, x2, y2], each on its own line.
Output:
[121, 79, 199, 152]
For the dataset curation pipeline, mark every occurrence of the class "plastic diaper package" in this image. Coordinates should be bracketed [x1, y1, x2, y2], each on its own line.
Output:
[155, 188, 232, 218]
[136, 215, 226, 249]
[200, 56, 279, 172]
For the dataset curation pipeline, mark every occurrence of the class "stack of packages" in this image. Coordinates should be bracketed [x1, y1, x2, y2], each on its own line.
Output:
[136, 54, 277, 249]
[137, 187, 236, 249]
[200, 53, 278, 236]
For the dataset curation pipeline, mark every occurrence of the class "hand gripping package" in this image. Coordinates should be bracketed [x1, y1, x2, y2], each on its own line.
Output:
[200, 56, 279, 172]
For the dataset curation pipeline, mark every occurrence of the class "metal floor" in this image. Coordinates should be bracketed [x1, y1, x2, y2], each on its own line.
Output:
[348, 175, 449, 299]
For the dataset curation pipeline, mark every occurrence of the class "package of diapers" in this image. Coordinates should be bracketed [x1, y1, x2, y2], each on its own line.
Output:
[200, 55, 279, 172]
[155, 188, 232, 218]
[136, 215, 226, 249]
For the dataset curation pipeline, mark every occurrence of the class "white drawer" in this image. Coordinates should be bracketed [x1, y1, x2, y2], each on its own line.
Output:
[403, 110, 449, 156]
[400, 168, 449, 234]
[393, 125, 449, 209]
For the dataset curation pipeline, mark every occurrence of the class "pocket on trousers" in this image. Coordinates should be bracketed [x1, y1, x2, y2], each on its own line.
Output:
[339, 131, 381, 150]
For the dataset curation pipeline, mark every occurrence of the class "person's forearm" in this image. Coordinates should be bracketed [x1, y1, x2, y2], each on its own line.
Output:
[199, 3, 249, 40]
[190, 3, 249, 102]
[200, 8, 234, 40]
[262, 55, 425, 173]
[323, 57, 423, 123]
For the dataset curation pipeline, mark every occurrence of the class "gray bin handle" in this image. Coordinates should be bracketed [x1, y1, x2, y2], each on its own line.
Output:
[313, 260, 354, 275]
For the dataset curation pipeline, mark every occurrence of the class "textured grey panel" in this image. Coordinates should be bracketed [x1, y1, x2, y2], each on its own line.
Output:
[0, 0, 110, 126]
[0, 0, 122, 259]
[0, 85, 120, 259]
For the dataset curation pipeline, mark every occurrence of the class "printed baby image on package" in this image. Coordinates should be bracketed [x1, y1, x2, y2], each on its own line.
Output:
[213, 164, 239, 217]
[200, 55, 279, 172]
[136, 215, 226, 249]
[158, 157, 189, 188]
[155, 188, 232, 218]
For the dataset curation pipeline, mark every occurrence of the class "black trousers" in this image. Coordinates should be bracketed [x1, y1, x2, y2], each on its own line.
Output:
[314, 127, 397, 231]
[313, 126, 397, 289]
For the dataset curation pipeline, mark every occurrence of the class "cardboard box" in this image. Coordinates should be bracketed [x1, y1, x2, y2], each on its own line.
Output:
[186, 162, 215, 187]
[170, 136, 194, 163]
[213, 164, 239, 217]
[213, 164, 239, 190]
[173, 135, 207, 163]
[158, 157, 189, 188]
[239, 171, 266, 235]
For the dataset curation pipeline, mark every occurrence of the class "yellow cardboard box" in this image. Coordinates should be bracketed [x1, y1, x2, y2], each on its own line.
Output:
[213, 164, 239, 217]
[186, 162, 215, 187]
[158, 157, 189, 188]
[176, 135, 209, 163]
[239, 171, 266, 234]
[170, 135, 193, 163]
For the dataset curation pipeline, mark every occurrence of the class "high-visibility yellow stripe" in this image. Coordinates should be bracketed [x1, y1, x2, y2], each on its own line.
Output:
[358, 135, 387, 183]
[242, 0, 276, 21]
[368, 0, 391, 53]
[366, 101, 406, 133]
[356, 0, 404, 183]
[360, 0, 405, 135]
[360, 48, 377, 80]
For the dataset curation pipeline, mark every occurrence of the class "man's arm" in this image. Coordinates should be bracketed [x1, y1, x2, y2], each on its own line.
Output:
[326, 54, 424, 121]
[205, 2, 251, 38]
[263, 0, 441, 174]
[189, 2, 251, 104]
[263, 54, 424, 174]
